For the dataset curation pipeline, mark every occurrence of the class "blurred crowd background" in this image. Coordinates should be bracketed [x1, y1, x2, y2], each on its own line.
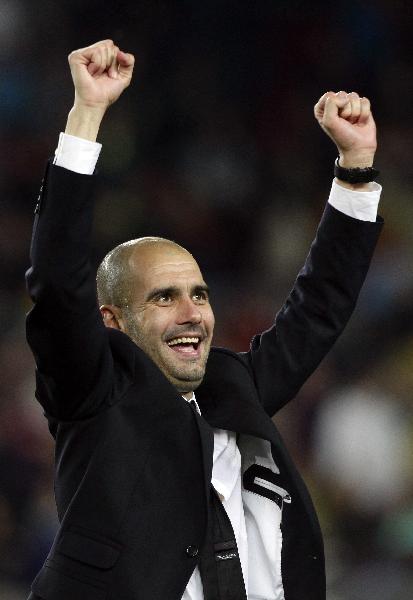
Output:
[1, 1, 413, 598]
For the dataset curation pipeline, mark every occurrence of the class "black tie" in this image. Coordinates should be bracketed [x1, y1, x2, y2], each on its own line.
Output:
[188, 400, 247, 599]
[199, 488, 247, 600]
[189, 399, 200, 415]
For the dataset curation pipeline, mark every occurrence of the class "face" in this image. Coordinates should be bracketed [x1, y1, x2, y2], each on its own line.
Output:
[120, 243, 215, 397]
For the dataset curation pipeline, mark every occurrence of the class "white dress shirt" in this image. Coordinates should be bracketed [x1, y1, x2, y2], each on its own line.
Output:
[54, 132, 382, 599]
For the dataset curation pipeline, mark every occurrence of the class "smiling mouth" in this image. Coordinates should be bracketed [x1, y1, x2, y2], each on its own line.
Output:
[166, 337, 201, 356]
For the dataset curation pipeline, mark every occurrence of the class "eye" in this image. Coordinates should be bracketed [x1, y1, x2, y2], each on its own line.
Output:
[156, 293, 173, 305]
[193, 290, 209, 304]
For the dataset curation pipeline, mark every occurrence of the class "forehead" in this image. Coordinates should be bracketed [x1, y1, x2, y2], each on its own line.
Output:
[128, 243, 205, 294]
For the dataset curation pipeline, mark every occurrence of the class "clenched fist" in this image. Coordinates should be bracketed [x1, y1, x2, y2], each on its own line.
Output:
[314, 91, 376, 169]
[69, 39, 134, 111]
[65, 40, 135, 141]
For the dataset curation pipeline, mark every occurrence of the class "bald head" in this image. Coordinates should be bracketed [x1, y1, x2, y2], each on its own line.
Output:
[96, 236, 215, 396]
[96, 236, 191, 309]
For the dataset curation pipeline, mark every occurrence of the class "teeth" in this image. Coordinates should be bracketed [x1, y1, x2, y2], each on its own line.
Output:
[167, 337, 200, 346]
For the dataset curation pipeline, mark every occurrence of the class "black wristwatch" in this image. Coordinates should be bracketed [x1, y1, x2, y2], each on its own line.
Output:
[334, 158, 379, 184]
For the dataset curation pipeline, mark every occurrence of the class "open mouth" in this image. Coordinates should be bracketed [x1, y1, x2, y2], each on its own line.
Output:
[166, 336, 201, 356]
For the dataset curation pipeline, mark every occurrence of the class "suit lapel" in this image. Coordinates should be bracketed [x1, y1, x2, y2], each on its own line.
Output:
[196, 347, 282, 446]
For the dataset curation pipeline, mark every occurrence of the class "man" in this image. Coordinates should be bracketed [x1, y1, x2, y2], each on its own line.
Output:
[26, 40, 382, 599]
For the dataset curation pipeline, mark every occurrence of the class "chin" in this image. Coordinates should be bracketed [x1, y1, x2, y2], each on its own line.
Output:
[176, 378, 203, 394]
[167, 368, 205, 394]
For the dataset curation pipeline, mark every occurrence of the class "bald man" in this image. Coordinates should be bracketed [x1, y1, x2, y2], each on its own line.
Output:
[96, 237, 214, 397]
[26, 41, 383, 600]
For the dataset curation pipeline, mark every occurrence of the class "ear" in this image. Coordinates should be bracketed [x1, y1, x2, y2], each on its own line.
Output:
[100, 305, 126, 331]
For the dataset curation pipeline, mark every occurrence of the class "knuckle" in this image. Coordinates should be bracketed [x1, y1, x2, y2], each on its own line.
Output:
[97, 39, 113, 47]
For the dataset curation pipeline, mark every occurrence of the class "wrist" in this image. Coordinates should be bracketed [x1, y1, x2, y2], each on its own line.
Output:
[65, 104, 107, 142]
[338, 150, 376, 169]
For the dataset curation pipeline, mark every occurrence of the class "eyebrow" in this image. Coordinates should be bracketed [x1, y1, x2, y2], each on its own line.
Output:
[145, 284, 210, 303]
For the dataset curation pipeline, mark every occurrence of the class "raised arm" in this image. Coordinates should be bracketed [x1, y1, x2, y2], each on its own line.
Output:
[246, 91, 383, 416]
[26, 41, 134, 420]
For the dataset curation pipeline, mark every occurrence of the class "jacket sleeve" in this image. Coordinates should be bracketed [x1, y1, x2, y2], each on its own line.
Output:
[244, 203, 383, 417]
[26, 163, 118, 420]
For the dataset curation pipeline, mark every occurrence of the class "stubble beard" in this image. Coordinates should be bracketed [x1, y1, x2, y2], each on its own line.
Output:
[123, 314, 210, 393]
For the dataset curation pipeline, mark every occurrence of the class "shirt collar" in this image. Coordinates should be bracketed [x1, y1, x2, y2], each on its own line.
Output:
[183, 393, 202, 415]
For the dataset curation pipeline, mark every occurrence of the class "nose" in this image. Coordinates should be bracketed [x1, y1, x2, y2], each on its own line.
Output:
[176, 295, 202, 325]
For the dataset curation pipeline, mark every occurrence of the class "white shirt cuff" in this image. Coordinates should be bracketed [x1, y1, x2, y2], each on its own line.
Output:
[328, 178, 382, 222]
[53, 132, 102, 175]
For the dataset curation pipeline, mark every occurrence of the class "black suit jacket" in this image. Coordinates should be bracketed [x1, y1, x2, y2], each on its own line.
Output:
[26, 164, 382, 599]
